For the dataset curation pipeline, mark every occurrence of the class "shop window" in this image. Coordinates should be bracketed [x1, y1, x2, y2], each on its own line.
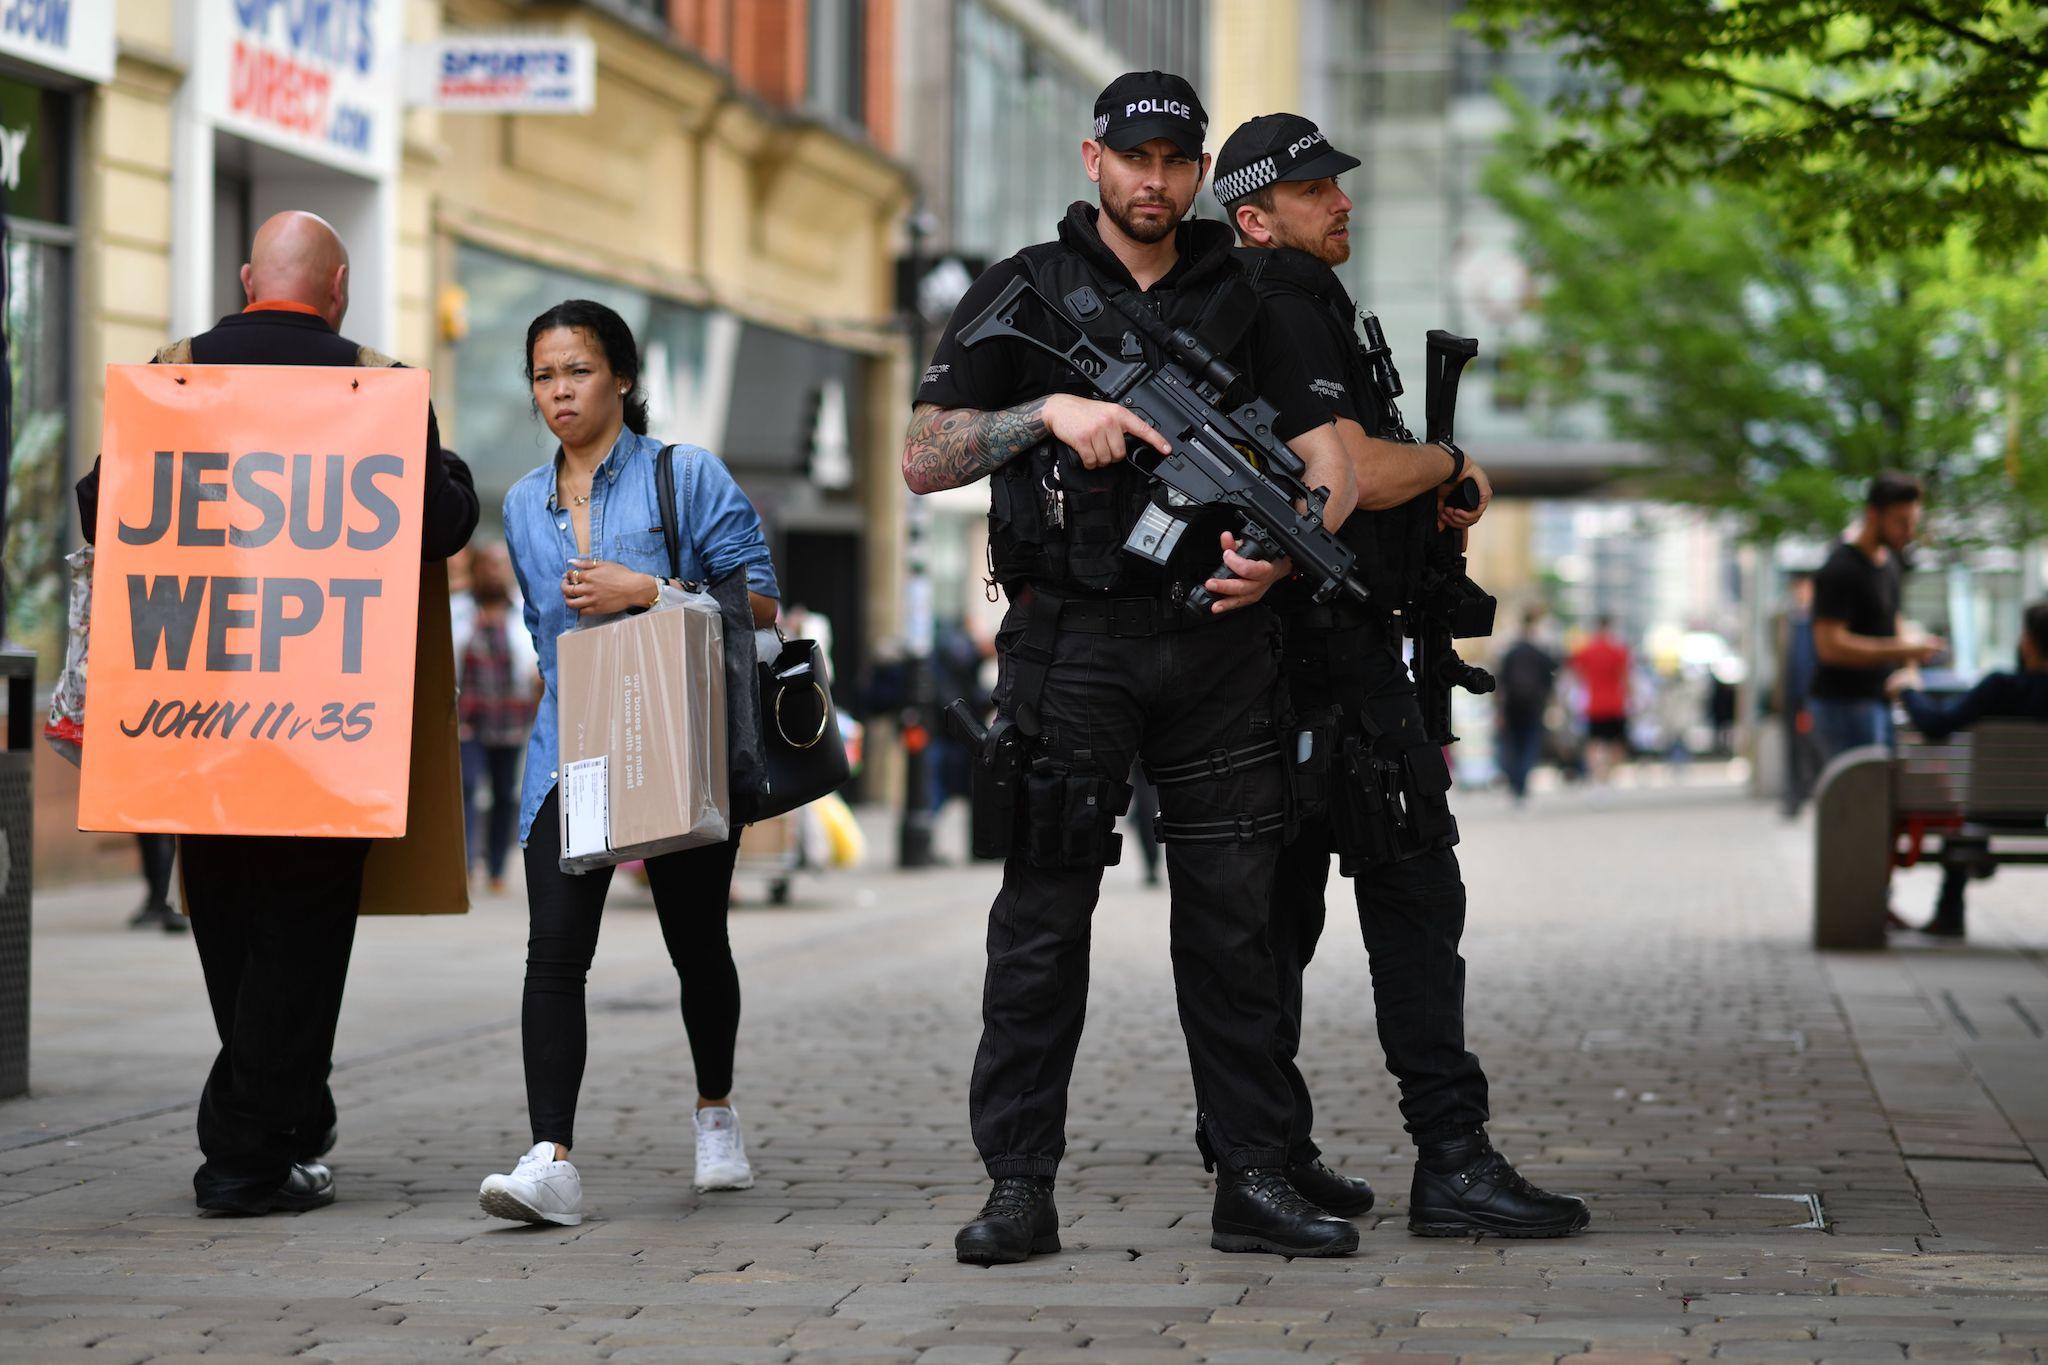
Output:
[808, 0, 866, 130]
[0, 76, 73, 666]
[448, 244, 717, 520]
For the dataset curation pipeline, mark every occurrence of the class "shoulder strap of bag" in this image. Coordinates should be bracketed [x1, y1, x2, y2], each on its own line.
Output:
[654, 443, 683, 582]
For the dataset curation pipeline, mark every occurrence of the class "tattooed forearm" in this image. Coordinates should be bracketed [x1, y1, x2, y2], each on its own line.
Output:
[902, 399, 1050, 494]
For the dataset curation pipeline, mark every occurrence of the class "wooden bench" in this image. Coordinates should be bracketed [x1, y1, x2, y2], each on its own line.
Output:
[1813, 720, 2048, 948]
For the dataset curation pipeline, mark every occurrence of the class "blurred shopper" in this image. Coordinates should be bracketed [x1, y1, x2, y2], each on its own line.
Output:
[1220, 111, 1587, 1241]
[1773, 574, 1824, 816]
[1809, 473, 1944, 760]
[456, 542, 538, 894]
[1495, 608, 1558, 804]
[130, 834, 184, 933]
[1886, 599, 2048, 938]
[1127, 765, 1161, 886]
[479, 300, 779, 1228]
[1569, 617, 1632, 784]
[75, 211, 479, 1215]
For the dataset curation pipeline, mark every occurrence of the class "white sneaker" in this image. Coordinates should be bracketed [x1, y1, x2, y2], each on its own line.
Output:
[693, 1105, 754, 1191]
[479, 1142, 584, 1226]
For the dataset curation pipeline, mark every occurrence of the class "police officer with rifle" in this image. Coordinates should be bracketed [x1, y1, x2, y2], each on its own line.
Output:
[1213, 114, 1590, 1238]
[907, 71, 1376, 1264]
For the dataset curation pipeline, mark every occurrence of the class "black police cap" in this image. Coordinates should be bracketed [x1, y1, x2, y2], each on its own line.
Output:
[1213, 113, 1361, 205]
[1092, 71, 1207, 159]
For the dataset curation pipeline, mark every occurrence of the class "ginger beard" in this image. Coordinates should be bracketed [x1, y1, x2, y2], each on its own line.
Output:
[1252, 178, 1353, 267]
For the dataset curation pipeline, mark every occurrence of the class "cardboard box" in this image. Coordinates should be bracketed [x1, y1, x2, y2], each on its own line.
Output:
[555, 595, 729, 870]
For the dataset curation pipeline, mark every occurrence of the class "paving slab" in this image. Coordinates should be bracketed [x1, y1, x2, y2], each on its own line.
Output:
[0, 788, 2044, 1360]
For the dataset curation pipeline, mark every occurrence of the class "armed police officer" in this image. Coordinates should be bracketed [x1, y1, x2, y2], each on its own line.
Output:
[905, 72, 1367, 1264]
[1213, 114, 1590, 1238]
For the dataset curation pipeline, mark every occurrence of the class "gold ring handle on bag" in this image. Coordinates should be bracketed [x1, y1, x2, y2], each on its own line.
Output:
[774, 680, 831, 749]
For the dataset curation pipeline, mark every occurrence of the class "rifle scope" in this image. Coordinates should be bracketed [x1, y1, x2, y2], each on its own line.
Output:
[1109, 292, 1240, 395]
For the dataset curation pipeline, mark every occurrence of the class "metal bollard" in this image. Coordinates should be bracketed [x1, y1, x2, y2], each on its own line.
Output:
[1812, 744, 1893, 950]
[0, 648, 33, 1097]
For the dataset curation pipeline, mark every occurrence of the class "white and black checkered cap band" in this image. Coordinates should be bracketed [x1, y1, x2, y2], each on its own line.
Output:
[1214, 156, 1280, 204]
[1093, 114, 1109, 138]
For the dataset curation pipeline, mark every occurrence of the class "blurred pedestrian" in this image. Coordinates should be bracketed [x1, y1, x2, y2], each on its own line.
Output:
[479, 299, 779, 1229]
[129, 834, 184, 933]
[74, 210, 479, 1215]
[1773, 573, 1824, 815]
[456, 541, 538, 894]
[1569, 617, 1631, 784]
[1886, 599, 2048, 938]
[1495, 607, 1557, 804]
[1809, 472, 1944, 761]
[1127, 764, 1160, 886]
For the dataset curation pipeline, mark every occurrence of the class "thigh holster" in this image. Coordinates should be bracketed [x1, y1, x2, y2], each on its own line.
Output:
[1147, 739, 1288, 846]
[1329, 692, 1459, 877]
[1021, 757, 1131, 868]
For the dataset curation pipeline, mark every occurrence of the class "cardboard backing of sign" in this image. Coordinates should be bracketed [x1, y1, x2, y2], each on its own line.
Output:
[360, 561, 468, 915]
[79, 364, 429, 837]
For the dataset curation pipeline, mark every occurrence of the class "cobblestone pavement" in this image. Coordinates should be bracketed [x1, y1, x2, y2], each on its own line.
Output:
[3, 782, 2046, 1363]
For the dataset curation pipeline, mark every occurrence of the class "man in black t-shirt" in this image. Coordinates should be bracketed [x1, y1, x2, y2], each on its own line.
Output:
[1809, 473, 1944, 760]
[904, 72, 1362, 1265]
[1215, 112, 1589, 1241]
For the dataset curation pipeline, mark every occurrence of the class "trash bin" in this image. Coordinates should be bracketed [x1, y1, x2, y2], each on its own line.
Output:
[0, 648, 33, 1098]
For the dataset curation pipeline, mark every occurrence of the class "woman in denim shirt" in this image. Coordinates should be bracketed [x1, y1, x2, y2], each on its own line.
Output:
[479, 301, 779, 1228]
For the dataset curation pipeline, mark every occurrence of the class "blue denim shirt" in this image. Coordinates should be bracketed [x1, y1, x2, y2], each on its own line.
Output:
[503, 430, 780, 841]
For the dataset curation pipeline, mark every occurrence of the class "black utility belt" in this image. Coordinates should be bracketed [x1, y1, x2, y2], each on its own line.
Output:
[1284, 601, 1391, 635]
[1011, 585, 1219, 637]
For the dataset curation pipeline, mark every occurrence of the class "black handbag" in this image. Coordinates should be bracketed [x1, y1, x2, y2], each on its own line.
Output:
[656, 445, 849, 823]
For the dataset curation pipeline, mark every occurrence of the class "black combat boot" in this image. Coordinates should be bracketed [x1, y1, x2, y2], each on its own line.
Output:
[955, 1176, 1059, 1265]
[1286, 1155, 1376, 1217]
[1212, 1167, 1360, 1257]
[1408, 1133, 1589, 1238]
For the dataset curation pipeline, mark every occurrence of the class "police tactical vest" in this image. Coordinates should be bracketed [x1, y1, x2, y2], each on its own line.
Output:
[1234, 245, 1433, 618]
[988, 218, 1259, 596]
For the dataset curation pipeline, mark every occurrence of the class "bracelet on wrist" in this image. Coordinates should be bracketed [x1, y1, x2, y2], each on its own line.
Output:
[1435, 439, 1466, 485]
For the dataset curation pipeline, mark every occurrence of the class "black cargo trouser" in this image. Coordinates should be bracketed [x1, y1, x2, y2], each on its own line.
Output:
[1272, 623, 1490, 1156]
[182, 834, 368, 1197]
[970, 595, 1296, 1178]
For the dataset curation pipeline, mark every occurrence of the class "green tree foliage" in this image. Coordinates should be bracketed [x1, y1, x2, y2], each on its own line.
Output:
[1463, 1, 2048, 259]
[1485, 115, 2048, 544]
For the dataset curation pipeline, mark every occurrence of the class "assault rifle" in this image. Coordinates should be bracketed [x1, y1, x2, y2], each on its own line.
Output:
[958, 276, 1370, 613]
[1354, 313, 1498, 748]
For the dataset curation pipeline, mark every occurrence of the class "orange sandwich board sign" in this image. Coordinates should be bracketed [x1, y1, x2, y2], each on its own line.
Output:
[78, 364, 431, 837]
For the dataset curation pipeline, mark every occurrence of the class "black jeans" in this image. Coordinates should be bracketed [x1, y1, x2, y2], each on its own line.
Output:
[1272, 624, 1489, 1155]
[971, 598, 1295, 1178]
[522, 786, 744, 1149]
[183, 834, 367, 1196]
[462, 739, 524, 879]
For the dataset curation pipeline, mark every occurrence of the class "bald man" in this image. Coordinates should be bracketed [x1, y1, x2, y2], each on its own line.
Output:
[77, 211, 479, 1216]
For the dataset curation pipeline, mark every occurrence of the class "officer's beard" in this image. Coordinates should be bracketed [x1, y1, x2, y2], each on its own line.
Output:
[1100, 185, 1184, 245]
[1271, 214, 1352, 268]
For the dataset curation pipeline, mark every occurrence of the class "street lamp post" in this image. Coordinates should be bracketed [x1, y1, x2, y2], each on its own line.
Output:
[896, 210, 940, 869]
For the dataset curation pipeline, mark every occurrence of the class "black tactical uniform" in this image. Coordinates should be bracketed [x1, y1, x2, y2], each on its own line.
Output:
[1239, 243, 1492, 1146]
[916, 73, 1360, 1263]
[1215, 112, 1589, 1239]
